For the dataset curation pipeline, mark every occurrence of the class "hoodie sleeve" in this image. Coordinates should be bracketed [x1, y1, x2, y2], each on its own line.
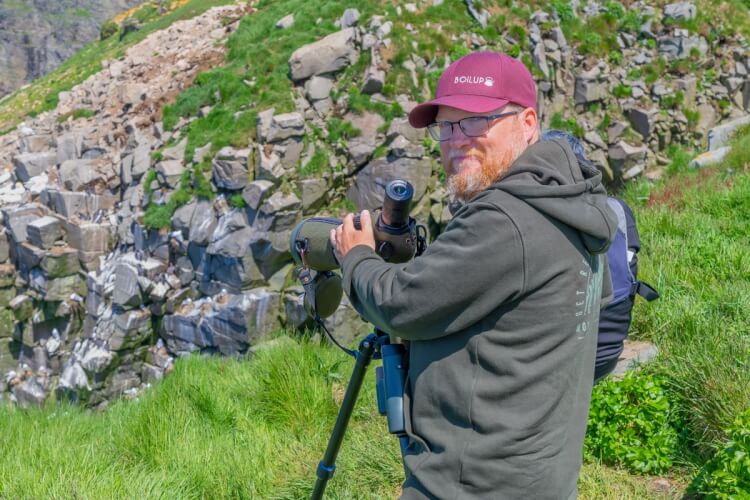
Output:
[340, 201, 525, 340]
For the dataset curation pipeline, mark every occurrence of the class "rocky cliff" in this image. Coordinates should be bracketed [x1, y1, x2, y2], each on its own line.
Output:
[0, 0, 748, 409]
[0, 0, 145, 99]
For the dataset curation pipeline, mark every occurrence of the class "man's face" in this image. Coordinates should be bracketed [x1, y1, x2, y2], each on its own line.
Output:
[436, 105, 531, 203]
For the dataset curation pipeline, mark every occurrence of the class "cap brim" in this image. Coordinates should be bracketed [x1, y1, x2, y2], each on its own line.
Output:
[408, 95, 511, 128]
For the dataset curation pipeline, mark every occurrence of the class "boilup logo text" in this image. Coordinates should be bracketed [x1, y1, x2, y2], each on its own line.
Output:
[454, 75, 494, 86]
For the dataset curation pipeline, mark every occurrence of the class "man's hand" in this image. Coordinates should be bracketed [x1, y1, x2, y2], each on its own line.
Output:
[330, 210, 376, 262]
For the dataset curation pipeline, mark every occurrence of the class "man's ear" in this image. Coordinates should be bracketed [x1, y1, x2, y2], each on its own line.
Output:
[520, 107, 539, 144]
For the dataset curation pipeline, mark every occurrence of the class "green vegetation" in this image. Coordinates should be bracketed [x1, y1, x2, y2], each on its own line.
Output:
[0, 337, 687, 498]
[586, 372, 679, 473]
[665, 144, 693, 175]
[613, 84, 632, 99]
[299, 148, 329, 177]
[229, 192, 247, 209]
[326, 118, 361, 143]
[56, 108, 96, 123]
[622, 125, 750, 464]
[550, 111, 585, 138]
[689, 408, 750, 497]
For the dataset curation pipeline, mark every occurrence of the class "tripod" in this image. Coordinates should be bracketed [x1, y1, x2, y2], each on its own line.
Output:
[311, 329, 409, 500]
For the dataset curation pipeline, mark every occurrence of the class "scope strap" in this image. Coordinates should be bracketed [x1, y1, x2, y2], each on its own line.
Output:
[296, 239, 356, 358]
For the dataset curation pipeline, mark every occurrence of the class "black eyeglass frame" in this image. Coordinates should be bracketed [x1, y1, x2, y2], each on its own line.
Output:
[427, 111, 520, 142]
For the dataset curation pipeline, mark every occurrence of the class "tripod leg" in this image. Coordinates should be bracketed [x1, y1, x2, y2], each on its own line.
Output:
[311, 336, 377, 500]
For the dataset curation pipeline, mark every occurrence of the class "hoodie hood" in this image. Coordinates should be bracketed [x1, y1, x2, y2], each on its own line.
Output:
[487, 138, 617, 254]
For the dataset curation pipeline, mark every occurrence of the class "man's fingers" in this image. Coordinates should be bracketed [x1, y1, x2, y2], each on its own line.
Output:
[360, 210, 373, 233]
[342, 213, 355, 232]
[329, 228, 337, 248]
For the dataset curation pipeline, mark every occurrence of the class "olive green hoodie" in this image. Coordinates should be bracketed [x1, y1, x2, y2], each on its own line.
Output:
[341, 138, 617, 499]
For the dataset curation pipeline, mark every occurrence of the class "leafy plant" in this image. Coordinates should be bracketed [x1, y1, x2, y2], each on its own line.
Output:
[327, 118, 361, 143]
[229, 193, 246, 209]
[585, 372, 679, 474]
[613, 84, 632, 98]
[550, 112, 585, 138]
[688, 408, 750, 498]
[550, 0, 576, 22]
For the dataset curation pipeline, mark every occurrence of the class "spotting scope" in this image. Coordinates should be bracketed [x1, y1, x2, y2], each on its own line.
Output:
[290, 179, 424, 320]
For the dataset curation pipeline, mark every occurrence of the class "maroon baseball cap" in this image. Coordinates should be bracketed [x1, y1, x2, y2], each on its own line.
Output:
[408, 51, 537, 128]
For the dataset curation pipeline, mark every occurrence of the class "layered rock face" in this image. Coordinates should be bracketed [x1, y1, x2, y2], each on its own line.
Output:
[0, 2, 748, 408]
[0, 0, 146, 99]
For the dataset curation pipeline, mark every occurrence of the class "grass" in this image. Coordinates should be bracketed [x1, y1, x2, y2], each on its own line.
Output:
[621, 126, 750, 460]
[0, 336, 688, 499]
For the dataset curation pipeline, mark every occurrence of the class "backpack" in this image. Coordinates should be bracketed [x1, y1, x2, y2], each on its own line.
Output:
[595, 197, 659, 381]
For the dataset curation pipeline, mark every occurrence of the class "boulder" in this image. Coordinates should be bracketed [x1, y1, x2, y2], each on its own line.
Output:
[0, 230, 8, 263]
[42, 189, 116, 219]
[361, 64, 385, 95]
[9, 294, 33, 322]
[387, 118, 425, 144]
[305, 75, 335, 101]
[253, 192, 301, 233]
[708, 115, 750, 151]
[199, 289, 281, 354]
[627, 107, 660, 139]
[2, 204, 45, 243]
[275, 14, 294, 29]
[288, 28, 359, 82]
[13, 378, 47, 408]
[257, 111, 305, 143]
[348, 156, 432, 211]
[340, 8, 360, 28]
[29, 271, 87, 302]
[241, 180, 275, 211]
[250, 230, 293, 279]
[0, 337, 20, 373]
[608, 141, 648, 178]
[156, 160, 185, 188]
[66, 221, 111, 254]
[56, 131, 84, 164]
[298, 178, 328, 212]
[212, 147, 251, 190]
[207, 209, 253, 258]
[20, 134, 54, 154]
[13, 152, 57, 182]
[255, 144, 284, 183]
[188, 200, 217, 246]
[574, 74, 607, 104]
[109, 309, 152, 351]
[131, 143, 151, 179]
[58, 159, 104, 191]
[207, 251, 266, 292]
[663, 2, 696, 21]
[162, 138, 187, 162]
[16, 242, 45, 274]
[26, 216, 63, 249]
[40, 247, 81, 278]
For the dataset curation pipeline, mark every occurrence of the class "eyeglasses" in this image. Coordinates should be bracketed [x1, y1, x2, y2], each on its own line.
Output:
[427, 111, 519, 142]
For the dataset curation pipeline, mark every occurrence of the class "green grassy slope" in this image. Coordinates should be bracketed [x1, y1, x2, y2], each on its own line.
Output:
[0, 341, 679, 499]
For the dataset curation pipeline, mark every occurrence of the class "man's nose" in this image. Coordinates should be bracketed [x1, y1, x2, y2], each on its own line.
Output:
[446, 123, 472, 146]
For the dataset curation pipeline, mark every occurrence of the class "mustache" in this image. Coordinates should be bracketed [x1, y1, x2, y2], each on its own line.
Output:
[448, 150, 483, 160]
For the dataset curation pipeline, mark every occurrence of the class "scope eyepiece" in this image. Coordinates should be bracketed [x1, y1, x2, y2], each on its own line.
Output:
[382, 180, 414, 229]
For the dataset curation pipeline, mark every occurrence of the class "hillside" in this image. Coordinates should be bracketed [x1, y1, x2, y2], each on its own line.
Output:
[0, 0, 748, 496]
[0, 0, 147, 99]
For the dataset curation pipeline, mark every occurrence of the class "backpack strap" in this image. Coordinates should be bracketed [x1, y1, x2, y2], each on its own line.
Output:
[634, 281, 660, 301]
[607, 197, 660, 302]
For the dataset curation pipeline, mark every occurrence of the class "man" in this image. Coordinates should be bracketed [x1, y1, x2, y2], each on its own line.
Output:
[330, 52, 616, 499]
